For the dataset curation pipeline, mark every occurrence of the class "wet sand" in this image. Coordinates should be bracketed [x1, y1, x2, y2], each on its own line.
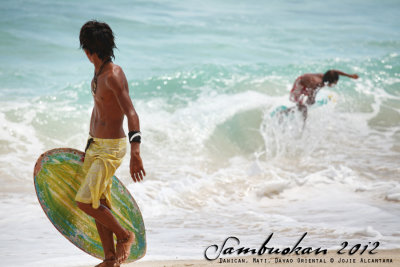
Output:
[82, 249, 400, 267]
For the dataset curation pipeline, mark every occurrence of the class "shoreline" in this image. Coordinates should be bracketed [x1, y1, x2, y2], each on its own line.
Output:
[81, 249, 400, 267]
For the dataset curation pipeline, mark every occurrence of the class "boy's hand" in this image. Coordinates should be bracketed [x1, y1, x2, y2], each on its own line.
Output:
[351, 74, 359, 79]
[130, 144, 145, 182]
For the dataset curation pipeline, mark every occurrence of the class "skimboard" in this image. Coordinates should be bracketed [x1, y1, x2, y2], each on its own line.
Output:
[33, 148, 146, 262]
[270, 91, 337, 117]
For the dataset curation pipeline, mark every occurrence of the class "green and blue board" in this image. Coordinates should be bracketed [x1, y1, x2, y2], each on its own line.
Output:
[33, 148, 146, 262]
[270, 91, 337, 117]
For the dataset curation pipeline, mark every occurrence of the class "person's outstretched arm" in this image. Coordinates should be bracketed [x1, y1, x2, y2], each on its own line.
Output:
[333, 70, 359, 79]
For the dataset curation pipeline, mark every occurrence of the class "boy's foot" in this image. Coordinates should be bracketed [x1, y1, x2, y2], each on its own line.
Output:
[94, 256, 120, 267]
[116, 231, 136, 263]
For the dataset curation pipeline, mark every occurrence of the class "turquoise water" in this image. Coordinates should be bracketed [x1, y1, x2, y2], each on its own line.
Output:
[1, 1, 399, 266]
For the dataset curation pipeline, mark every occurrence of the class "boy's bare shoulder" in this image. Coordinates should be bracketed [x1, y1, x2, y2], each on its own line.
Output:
[105, 64, 127, 91]
[110, 64, 126, 78]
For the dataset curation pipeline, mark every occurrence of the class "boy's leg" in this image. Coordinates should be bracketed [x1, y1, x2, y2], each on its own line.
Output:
[76, 140, 133, 263]
[96, 199, 116, 260]
[76, 201, 128, 241]
[297, 103, 307, 120]
[76, 200, 135, 263]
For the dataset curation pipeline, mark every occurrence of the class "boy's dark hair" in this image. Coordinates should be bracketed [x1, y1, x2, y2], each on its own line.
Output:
[80, 20, 116, 60]
[323, 70, 339, 84]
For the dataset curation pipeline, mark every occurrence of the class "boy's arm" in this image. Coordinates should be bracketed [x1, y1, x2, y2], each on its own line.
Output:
[333, 70, 359, 79]
[108, 68, 146, 183]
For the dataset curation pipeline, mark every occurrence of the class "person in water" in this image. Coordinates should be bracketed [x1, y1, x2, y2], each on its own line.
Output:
[74, 20, 145, 267]
[289, 70, 359, 120]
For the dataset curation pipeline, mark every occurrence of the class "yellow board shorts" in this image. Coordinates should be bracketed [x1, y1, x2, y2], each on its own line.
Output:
[75, 135, 127, 209]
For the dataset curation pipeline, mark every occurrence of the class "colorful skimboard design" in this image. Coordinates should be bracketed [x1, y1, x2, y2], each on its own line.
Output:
[270, 91, 337, 117]
[33, 148, 146, 262]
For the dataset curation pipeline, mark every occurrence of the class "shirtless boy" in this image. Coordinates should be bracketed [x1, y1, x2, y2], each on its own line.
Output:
[74, 20, 146, 267]
[289, 70, 359, 120]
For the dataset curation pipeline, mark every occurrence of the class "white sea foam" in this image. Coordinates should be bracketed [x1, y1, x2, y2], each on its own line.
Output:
[1, 78, 399, 266]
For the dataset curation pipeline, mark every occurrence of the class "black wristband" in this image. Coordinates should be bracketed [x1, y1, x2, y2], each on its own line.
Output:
[128, 131, 141, 143]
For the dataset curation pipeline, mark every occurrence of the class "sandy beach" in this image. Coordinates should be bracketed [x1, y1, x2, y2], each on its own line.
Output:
[81, 249, 400, 267]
